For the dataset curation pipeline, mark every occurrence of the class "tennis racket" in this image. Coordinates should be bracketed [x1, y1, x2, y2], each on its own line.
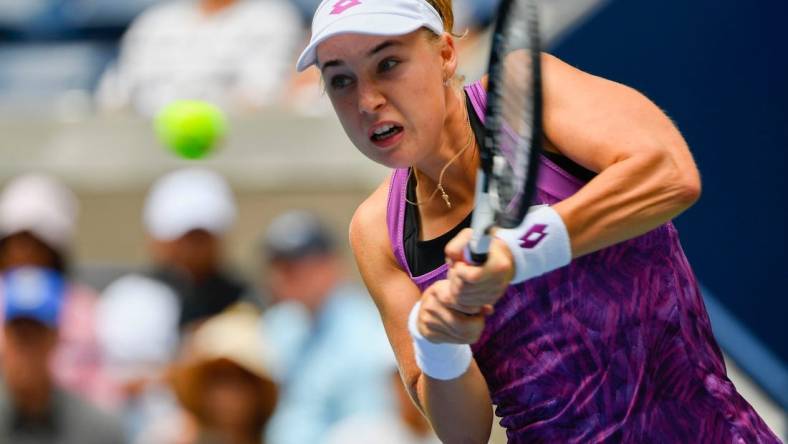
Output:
[468, 0, 543, 264]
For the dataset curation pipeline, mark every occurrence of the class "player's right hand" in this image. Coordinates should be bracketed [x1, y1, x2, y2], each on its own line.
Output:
[416, 280, 491, 345]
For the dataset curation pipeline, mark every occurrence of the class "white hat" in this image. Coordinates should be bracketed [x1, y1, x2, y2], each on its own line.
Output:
[0, 174, 79, 250]
[296, 0, 444, 72]
[143, 168, 236, 241]
[96, 274, 180, 379]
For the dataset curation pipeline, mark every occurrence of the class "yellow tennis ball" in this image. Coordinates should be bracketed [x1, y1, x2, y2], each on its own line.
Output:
[155, 100, 227, 160]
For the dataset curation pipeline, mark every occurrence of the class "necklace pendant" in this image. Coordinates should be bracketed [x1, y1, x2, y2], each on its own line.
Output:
[437, 184, 451, 208]
[441, 192, 451, 208]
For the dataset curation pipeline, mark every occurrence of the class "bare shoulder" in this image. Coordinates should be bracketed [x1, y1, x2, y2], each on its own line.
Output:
[349, 176, 420, 318]
[539, 52, 694, 174]
[540, 52, 574, 72]
[540, 52, 647, 105]
[540, 53, 610, 89]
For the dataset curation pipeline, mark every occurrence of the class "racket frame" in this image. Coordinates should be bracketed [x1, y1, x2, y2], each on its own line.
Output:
[468, 0, 544, 263]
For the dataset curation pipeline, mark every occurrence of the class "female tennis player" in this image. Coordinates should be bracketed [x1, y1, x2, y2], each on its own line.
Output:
[296, 1, 780, 442]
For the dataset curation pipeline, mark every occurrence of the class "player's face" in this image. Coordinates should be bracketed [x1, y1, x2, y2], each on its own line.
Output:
[317, 30, 453, 168]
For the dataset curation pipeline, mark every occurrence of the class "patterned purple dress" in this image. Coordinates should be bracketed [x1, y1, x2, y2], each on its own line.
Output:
[385, 81, 781, 443]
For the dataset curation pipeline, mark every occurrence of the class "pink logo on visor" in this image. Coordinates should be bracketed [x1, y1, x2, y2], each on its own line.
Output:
[330, 0, 362, 14]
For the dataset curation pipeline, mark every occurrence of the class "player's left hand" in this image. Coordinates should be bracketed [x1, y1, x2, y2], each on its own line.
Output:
[444, 228, 515, 314]
[417, 280, 490, 344]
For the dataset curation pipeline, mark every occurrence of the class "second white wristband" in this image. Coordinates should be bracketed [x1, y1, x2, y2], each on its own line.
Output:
[408, 301, 473, 381]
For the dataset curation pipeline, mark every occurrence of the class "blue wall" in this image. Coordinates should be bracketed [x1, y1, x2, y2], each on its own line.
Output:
[551, 0, 787, 397]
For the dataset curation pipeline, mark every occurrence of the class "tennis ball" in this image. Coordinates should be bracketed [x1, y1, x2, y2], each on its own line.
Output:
[155, 100, 227, 160]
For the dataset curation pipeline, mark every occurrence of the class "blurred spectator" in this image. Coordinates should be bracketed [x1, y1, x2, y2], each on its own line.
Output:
[96, 0, 304, 116]
[0, 173, 113, 409]
[260, 210, 392, 444]
[142, 167, 248, 329]
[97, 167, 250, 437]
[325, 366, 440, 444]
[140, 304, 277, 444]
[0, 267, 125, 444]
[96, 274, 181, 442]
[111, 167, 247, 331]
[98, 275, 179, 383]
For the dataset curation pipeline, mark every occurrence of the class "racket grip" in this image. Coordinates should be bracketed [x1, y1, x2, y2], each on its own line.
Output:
[468, 167, 494, 265]
[468, 250, 488, 265]
[466, 234, 492, 265]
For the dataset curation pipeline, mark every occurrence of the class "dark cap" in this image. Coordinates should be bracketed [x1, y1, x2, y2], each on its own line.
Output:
[262, 211, 335, 261]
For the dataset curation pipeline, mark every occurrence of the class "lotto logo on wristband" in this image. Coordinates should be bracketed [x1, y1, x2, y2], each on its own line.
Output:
[519, 224, 548, 249]
[330, 0, 362, 14]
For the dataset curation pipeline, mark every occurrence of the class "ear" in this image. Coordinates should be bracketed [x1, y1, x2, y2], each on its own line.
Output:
[438, 33, 458, 82]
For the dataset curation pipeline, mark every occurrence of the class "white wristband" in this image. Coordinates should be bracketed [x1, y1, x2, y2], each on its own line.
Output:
[408, 301, 472, 381]
[495, 205, 572, 284]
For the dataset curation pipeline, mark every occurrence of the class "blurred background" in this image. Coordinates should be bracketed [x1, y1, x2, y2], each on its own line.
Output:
[0, 0, 784, 443]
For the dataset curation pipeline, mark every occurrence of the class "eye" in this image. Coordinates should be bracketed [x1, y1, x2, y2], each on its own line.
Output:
[329, 74, 354, 90]
[378, 58, 400, 73]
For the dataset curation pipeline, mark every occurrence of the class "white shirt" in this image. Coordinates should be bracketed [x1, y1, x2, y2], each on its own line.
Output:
[98, 0, 303, 116]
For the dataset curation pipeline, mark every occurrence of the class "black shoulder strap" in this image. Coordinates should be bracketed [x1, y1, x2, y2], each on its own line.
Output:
[465, 92, 486, 149]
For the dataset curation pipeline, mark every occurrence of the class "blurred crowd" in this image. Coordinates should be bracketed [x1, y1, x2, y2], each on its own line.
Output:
[0, 1, 502, 442]
[0, 168, 442, 444]
[0, 0, 501, 117]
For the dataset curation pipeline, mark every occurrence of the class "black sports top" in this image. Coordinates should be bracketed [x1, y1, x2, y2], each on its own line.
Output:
[403, 92, 595, 276]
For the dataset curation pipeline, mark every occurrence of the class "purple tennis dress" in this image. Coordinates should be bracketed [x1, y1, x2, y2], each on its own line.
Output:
[386, 81, 780, 443]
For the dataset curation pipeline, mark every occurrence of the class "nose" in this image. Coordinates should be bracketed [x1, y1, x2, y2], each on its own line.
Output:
[357, 79, 385, 115]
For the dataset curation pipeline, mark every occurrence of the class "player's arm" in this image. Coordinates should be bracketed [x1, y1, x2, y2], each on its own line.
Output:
[542, 54, 701, 257]
[349, 184, 493, 444]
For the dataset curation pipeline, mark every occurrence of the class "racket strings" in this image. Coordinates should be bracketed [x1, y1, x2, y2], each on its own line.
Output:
[486, 0, 539, 227]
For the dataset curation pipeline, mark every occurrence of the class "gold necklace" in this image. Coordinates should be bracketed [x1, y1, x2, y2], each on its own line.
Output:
[405, 102, 475, 209]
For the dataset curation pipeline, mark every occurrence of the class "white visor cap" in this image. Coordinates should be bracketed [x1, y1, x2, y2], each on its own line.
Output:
[296, 0, 445, 72]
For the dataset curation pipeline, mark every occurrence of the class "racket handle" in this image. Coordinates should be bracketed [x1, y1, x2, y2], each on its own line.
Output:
[468, 167, 495, 265]
[467, 231, 492, 265]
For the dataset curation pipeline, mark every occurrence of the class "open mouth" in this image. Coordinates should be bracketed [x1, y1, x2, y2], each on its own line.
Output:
[370, 124, 403, 142]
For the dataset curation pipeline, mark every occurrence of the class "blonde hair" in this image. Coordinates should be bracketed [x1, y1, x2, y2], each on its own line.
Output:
[426, 0, 455, 33]
[424, 0, 465, 86]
